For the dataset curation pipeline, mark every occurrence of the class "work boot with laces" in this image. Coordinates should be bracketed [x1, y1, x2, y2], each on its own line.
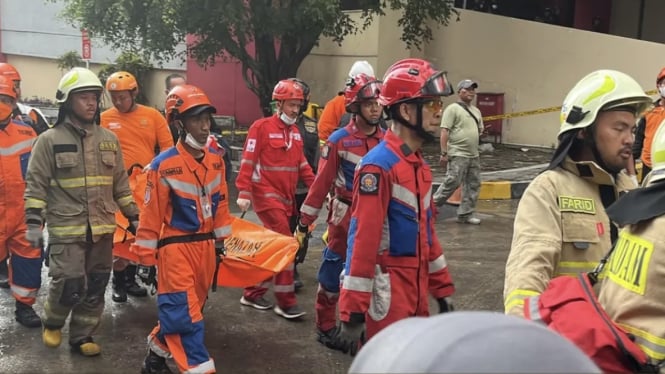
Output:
[317, 325, 345, 351]
[125, 264, 148, 297]
[141, 349, 174, 374]
[15, 300, 42, 328]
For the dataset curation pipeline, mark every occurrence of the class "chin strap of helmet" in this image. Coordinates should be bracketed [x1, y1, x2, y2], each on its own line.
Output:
[388, 101, 436, 142]
[584, 125, 620, 176]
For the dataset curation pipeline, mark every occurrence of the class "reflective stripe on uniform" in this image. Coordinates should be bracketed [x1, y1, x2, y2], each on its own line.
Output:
[262, 192, 292, 206]
[50, 175, 113, 189]
[25, 197, 47, 210]
[300, 204, 320, 217]
[183, 359, 216, 374]
[116, 194, 134, 208]
[163, 177, 199, 196]
[619, 323, 665, 361]
[392, 184, 418, 211]
[261, 165, 299, 172]
[148, 335, 172, 359]
[554, 261, 598, 277]
[428, 254, 448, 273]
[70, 313, 101, 327]
[0, 138, 34, 156]
[527, 296, 544, 323]
[423, 186, 432, 207]
[214, 225, 231, 239]
[338, 150, 362, 164]
[299, 161, 309, 170]
[343, 275, 373, 292]
[49, 224, 116, 237]
[135, 239, 158, 250]
[504, 289, 540, 313]
[10, 284, 37, 299]
[274, 284, 295, 293]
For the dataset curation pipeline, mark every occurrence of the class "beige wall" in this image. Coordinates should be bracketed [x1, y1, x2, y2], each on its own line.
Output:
[299, 10, 414, 107]
[426, 9, 665, 147]
[6, 54, 184, 109]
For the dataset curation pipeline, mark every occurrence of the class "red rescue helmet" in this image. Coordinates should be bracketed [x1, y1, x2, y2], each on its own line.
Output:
[378, 58, 453, 107]
[0, 63, 21, 82]
[165, 84, 216, 123]
[0, 76, 16, 122]
[272, 79, 305, 102]
[344, 73, 382, 113]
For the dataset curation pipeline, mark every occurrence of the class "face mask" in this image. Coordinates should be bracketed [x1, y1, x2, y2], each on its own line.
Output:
[280, 112, 297, 125]
[185, 133, 206, 150]
[659, 85, 665, 98]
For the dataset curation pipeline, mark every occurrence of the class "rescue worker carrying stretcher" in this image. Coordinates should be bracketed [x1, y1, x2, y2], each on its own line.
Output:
[133, 84, 232, 374]
[0, 75, 42, 328]
[503, 69, 652, 317]
[236, 79, 315, 320]
[297, 73, 385, 349]
[101, 71, 173, 303]
[336, 58, 456, 355]
[24, 67, 140, 356]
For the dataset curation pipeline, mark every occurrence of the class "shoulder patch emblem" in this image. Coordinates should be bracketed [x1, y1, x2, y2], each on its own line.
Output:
[247, 138, 256, 152]
[359, 172, 380, 195]
[321, 145, 330, 159]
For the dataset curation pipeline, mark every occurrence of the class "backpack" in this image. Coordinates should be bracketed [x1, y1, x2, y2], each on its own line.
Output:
[524, 248, 661, 373]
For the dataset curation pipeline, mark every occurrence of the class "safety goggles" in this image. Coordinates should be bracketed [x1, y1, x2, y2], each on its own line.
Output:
[421, 71, 453, 97]
[423, 99, 444, 113]
[357, 80, 383, 101]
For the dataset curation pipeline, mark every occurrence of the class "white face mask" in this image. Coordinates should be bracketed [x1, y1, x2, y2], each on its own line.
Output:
[184, 133, 207, 150]
[280, 112, 297, 125]
[659, 85, 665, 98]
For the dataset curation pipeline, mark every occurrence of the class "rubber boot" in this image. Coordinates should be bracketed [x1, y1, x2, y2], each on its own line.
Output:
[125, 264, 148, 297]
[71, 337, 101, 357]
[0, 258, 9, 289]
[43, 327, 62, 348]
[112, 270, 128, 302]
[141, 349, 174, 374]
[15, 300, 42, 328]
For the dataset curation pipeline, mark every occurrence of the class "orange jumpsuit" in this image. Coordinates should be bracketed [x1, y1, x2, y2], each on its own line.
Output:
[133, 142, 232, 373]
[0, 119, 40, 305]
[317, 94, 346, 143]
[101, 104, 174, 256]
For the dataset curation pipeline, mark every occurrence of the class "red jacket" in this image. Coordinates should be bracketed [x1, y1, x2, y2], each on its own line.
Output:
[339, 131, 454, 323]
[236, 114, 315, 214]
[299, 119, 384, 226]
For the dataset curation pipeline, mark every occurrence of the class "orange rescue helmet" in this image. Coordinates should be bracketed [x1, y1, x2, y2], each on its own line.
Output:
[165, 84, 216, 123]
[272, 79, 305, 102]
[0, 76, 15, 121]
[0, 63, 21, 82]
[106, 71, 138, 92]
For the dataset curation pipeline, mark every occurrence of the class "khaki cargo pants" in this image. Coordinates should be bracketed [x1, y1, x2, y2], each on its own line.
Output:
[433, 156, 481, 218]
[43, 235, 113, 345]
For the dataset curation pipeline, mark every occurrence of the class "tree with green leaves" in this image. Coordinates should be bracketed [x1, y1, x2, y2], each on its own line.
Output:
[55, 0, 458, 115]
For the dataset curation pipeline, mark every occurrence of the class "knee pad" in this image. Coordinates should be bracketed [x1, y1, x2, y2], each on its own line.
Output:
[59, 276, 85, 307]
[85, 272, 110, 304]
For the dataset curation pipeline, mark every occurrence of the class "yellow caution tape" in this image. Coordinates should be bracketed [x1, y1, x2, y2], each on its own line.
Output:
[481, 88, 659, 122]
[220, 89, 661, 134]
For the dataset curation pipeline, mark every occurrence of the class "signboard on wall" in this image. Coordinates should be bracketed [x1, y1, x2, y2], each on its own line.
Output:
[81, 29, 91, 60]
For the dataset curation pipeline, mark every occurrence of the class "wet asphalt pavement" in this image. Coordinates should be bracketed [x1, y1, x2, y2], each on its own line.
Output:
[0, 197, 518, 373]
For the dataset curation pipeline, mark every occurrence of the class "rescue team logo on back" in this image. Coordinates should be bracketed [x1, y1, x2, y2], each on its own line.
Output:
[359, 172, 379, 195]
[605, 231, 653, 295]
[558, 196, 596, 214]
[247, 139, 256, 152]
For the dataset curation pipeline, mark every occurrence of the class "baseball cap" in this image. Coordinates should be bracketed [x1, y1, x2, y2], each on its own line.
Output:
[457, 79, 478, 92]
[349, 311, 601, 373]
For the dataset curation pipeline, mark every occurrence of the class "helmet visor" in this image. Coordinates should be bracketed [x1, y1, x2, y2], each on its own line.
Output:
[357, 81, 383, 101]
[422, 71, 453, 97]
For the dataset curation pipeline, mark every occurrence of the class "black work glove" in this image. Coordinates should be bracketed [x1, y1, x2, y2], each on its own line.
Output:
[294, 221, 309, 264]
[215, 241, 226, 258]
[437, 297, 454, 314]
[127, 217, 139, 236]
[336, 321, 365, 356]
[137, 265, 157, 295]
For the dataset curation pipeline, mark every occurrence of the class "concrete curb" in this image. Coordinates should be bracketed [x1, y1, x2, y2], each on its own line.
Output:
[432, 180, 532, 201]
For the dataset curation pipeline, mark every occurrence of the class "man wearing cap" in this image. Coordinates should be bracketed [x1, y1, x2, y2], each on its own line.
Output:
[433, 79, 484, 225]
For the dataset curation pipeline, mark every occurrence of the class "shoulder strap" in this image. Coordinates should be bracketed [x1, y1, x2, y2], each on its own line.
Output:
[457, 102, 480, 126]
